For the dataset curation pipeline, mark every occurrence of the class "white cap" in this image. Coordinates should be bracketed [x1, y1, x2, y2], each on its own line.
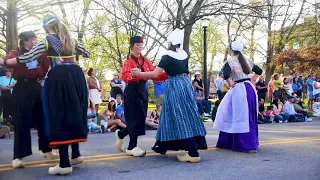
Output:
[231, 40, 244, 52]
[195, 71, 201, 75]
[167, 28, 184, 45]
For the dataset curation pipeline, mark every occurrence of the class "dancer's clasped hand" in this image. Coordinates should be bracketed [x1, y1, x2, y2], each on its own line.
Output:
[130, 68, 141, 76]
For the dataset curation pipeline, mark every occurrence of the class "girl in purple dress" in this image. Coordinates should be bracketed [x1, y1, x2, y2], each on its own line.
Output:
[214, 40, 262, 152]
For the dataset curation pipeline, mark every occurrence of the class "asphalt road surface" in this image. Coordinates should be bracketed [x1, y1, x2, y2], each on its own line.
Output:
[0, 118, 319, 180]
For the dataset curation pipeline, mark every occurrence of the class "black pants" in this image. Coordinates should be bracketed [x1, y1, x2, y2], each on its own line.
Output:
[118, 128, 138, 150]
[1, 94, 12, 121]
[59, 143, 80, 168]
[12, 79, 51, 159]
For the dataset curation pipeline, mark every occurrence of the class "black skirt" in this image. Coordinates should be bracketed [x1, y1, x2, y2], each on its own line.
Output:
[123, 81, 147, 137]
[44, 64, 88, 148]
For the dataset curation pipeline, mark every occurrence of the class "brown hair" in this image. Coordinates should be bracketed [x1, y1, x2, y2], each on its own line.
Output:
[88, 99, 95, 111]
[230, 45, 250, 74]
[45, 18, 75, 54]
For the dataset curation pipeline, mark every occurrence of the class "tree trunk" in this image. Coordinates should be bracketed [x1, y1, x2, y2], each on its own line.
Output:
[6, 0, 18, 53]
[183, 24, 193, 55]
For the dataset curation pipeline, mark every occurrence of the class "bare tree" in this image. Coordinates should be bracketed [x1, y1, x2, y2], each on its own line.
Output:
[264, 0, 307, 82]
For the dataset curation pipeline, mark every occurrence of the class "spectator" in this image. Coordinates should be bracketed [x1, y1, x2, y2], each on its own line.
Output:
[312, 76, 320, 98]
[297, 75, 303, 97]
[306, 74, 315, 110]
[283, 77, 293, 97]
[292, 77, 302, 98]
[313, 97, 320, 117]
[153, 80, 166, 105]
[271, 99, 289, 123]
[216, 71, 225, 100]
[256, 76, 267, 100]
[193, 86, 211, 117]
[293, 98, 312, 122]
[87, 68, 102, 113]
[193, 71, 204, 96]
[99, 99, 126, 132]
[0, 68, 16, 124]
[273, 73, 282, 100]
[284, 96, 309, 122]
[0, 121, 10, 139]
[110, 73, 123, 99]
[258, 98, 266, 124]
[116, 94, 122, 106]
[211, 100, 221, 122]
[267, 75, 274, 102]
[264, 106, 274, 123]
[115, 103, 125, 122]
[145, 110, 159, 130]
[87, 99, 101, 133]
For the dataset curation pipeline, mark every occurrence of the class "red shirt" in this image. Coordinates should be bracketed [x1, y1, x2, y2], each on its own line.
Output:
[2, 49, 50, 79]
[122, 56, 168, 83]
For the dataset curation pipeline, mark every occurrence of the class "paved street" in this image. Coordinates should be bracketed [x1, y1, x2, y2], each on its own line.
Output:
[0, 118, 319, 180]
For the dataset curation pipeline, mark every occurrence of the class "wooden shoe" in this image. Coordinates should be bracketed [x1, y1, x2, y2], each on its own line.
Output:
[41, 151, 59, 160]
[126, 147, 146, 157]
[70, 156, 84, 165]
[48, 165, 72, 175]
[115, 129, 124, 152]
[12, 159, 24, 168]
[177, 153, 201, 163]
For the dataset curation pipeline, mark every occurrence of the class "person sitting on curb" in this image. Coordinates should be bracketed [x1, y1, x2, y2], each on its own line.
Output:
[193, 86, 211, 117]
[0, 121, 10, 139]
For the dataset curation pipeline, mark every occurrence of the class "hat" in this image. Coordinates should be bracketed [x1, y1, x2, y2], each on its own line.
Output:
[167, 28, 184, 45]
[43, 16, 59, 26]
[195, 71, 201, 75]
[18, 31, 36, 41]
[231, 40, 244, 52]
[130, 36, 143, 46]
[218, 70, 223, 75]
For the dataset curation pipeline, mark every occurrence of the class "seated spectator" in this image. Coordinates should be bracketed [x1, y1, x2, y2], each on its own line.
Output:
[116, 102, 126, 122]
[313, 97, 320, 117]
[146, 110, 159, 130]
[284, 96, 310, 122]
[99, 99, 126, 133]
[258, 98, 266, 124]
[0, 121, 10, 139]
[193, 87, 211, 117]
[264, 106, 274, 123]
[116, 94, 122, 106]
[211, 100, 221, 122]
[293, 98, 312, 122]
[87, 99, 101, 133]
[272, 99, 289, 123]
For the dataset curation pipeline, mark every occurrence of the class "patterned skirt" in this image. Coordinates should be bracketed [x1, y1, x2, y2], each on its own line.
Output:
[152, 74, 207, 154]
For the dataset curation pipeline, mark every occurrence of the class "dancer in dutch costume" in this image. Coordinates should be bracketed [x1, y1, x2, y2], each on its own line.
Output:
[131, 29, 207, 163]
[214, 40, 262, 152]
[2, 31, 59, 168]
[115, 36, 167, 157]
[0, 16, 90, 175]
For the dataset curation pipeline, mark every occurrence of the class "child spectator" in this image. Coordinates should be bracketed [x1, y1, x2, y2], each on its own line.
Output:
[87, 99, 101, 133]
[264, 106, 274, 123]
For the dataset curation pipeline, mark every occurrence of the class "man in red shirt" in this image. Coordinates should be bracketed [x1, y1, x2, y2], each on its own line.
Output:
[115, 36, 167, 157]
[2, 31, 58, 168]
